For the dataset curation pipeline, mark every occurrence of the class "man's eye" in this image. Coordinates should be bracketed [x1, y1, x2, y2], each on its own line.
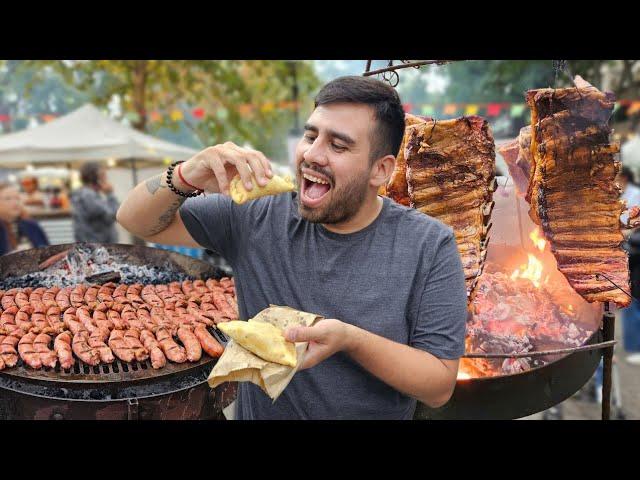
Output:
[332, 143, 347, 152]
[304, 135, 316, 143]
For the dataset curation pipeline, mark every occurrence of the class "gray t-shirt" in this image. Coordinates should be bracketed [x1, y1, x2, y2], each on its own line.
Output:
[180, 192, 467, 420]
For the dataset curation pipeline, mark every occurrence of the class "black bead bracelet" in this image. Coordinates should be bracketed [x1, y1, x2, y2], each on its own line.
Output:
[166, 161, 202, 198]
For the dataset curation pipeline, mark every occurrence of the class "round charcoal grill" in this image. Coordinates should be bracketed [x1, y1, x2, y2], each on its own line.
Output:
[414, 327, 605, 420]
[0, 243, 238, 420]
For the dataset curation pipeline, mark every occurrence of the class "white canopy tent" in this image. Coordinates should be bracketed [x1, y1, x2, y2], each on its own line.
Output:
[0, 104, 201, 246]
[0, 103, 198, 168]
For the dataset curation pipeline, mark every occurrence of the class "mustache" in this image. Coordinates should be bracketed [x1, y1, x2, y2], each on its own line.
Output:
[298, 162, 334, 184]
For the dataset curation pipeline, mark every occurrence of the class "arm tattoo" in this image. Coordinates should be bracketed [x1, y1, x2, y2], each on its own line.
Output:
[146, 198, 186, 236]
[145, 174, 166, 195]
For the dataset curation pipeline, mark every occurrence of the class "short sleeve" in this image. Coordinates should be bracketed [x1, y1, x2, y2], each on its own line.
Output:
[179, 193, 241, 260]
[410, 230, 468, 359]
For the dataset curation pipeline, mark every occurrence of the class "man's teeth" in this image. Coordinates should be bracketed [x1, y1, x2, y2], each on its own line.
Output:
[303, 173, 329, 185]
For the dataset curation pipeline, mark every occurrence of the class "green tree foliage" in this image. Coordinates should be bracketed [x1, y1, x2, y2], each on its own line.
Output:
[15, 60, 320, 161]
[0, 60, 87, 132]
[395, 60, 640, 106]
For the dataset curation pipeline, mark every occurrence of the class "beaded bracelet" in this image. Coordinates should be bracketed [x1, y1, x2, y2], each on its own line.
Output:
[166, 161, 203, 198]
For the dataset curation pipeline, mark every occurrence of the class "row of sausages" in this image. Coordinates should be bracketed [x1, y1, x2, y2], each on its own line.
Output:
[0, 278, 236, 371]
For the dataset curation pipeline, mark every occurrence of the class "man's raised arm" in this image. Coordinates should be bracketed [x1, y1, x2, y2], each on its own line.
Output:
[116, 142, 273, 246]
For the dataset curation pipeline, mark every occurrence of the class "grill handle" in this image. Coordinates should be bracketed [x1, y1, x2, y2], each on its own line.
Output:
[127, 398, 139, 420]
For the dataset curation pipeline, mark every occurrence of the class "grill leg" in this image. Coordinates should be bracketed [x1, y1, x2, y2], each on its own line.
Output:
[127, 398, 140, 420]
[602, 308, 615, 420]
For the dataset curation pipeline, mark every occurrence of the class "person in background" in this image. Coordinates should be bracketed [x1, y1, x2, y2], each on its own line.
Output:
[622, 120, 640, 185]
[592, 165, 640, 405]
[619, 166, 640, 233]
[71, 162, 120, 243]
[20, 176, 45, 209]
[619, 165, 640, 366]
[0, 181, 49, 256]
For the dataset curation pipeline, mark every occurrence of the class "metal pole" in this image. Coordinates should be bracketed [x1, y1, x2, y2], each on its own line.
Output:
[602, 303, 615, 420]
[130, 158, 139, 186]
[290, 61, 300, 133]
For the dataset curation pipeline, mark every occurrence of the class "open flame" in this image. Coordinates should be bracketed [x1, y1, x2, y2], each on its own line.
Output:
[529, 227, 547, 252]
[510, 228, 547, 289]
[457, 371, 472, 380]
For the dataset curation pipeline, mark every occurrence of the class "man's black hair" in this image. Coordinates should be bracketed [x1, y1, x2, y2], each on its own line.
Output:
[80, 162, 101, 186]
[314, 76, 405, 164]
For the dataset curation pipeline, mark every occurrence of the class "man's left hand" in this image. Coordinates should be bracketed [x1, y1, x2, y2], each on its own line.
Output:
[284, 319, 353, 370]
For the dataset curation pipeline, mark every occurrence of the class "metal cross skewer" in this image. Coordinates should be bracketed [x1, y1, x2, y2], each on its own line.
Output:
[595, 272, 636, 301]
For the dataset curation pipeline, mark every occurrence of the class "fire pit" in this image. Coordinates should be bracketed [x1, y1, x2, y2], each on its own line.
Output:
[0, 243, 237, 420]
[415, 178, 618, 419]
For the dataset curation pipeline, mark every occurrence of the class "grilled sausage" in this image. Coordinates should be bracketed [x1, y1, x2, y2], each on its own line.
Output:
[42, 287, 60, 309]
[15, 291, 30, 309]
[72, 331, 100, 366]
[107, 309, 128, 330]
[88, 328, 114, 363]
[54, 331, 74, 369]
[194, 325, 224, 358]
[31, 310, 49, 333]
[70, 285, 87, 308]
[46, 305, 65, 334]
[92, 310, 114, 331]
[1, 332, 22, 367]
[15, 305, 33, 331]
[62, 308, 84, 335]
[123, 328, 149, 362]
[108, 330, 135, 363]
[54, 287, 71, 310]
[0, 306, 18, 328]
[177, 325, 202, 362]
[18, 332, 42, 369]
[1, 294, 16, 310]
[140, 329, 166, 369]
[34, 333, 58, 368]
[76, 306, 98, 333]
[155, 327, 187, 363]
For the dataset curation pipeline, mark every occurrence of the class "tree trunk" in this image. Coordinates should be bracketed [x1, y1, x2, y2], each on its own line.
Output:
[131, 60, 148, 131]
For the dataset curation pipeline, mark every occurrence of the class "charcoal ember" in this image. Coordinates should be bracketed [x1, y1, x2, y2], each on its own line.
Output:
[468, 326, 533, 355]
[1, 250, 194, 289]
[91, 247, 111, 265]
[501, 357, 531, 374]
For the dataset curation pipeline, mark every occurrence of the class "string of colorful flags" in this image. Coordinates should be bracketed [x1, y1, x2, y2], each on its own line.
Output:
[2, 99, 640, 125]
[403, 99, 640, 118]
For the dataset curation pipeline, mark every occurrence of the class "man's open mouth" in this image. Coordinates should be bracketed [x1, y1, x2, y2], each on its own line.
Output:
[300, 170, 332, 208]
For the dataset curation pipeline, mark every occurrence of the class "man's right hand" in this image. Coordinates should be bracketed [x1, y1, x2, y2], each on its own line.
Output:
[177, 142, 274, 195]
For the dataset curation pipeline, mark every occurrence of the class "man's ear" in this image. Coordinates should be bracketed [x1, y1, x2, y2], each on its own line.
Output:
[370, 154, 396, 187]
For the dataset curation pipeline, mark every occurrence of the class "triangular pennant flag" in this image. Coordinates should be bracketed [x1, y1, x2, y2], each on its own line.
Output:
[170, 110, 184, 122]
[421, 104, 434, 116]
[260, 101, 275, 113]
[192, 107, 205, 119]
[510, 104, 526, 116]
[238, 104, 253, 116]
[465, 104, 479, 115]
[443, 104, 457, 115]
[486, 103, 502, 116]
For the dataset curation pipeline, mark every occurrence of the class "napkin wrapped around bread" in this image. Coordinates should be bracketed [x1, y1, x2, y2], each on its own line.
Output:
[229, 173, 295, 204]
[208, 305, 323, 401]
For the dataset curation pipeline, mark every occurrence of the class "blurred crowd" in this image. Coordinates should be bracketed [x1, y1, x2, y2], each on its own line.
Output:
[0, 162, 120, 256]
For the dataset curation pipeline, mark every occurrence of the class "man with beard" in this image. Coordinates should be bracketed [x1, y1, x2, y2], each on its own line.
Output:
[117, 76, 467, 420]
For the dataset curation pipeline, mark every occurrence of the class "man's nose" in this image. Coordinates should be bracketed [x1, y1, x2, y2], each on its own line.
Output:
[303, 140, 329, 167]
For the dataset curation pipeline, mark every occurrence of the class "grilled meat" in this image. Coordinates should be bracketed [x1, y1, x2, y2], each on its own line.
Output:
[526, 80, 629, 306]
[405, 115, 496, 297]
